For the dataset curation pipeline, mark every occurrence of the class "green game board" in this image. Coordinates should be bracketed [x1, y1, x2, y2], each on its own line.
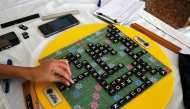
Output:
[39, 25, 171, 109]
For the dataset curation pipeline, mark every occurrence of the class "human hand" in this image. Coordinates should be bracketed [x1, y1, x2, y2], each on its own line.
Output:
[30, 59, 74, 86]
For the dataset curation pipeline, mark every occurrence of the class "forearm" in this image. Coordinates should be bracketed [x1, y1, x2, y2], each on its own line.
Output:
[0, 64, 34, 80]
[0, 59, 74, 85]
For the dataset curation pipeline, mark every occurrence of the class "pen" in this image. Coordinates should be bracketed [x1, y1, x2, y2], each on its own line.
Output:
[97, 0, 101, 7]
[96, 12, 117, 24]
[5, 59, 12, 93]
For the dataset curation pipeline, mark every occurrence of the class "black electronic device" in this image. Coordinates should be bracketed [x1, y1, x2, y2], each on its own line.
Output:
[0, 32, 20, 52]
[38, 14, 79, 38]
[1, 13, 40, 28]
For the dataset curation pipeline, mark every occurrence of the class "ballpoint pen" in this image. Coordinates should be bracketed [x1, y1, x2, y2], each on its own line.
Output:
[5, 59, 12, 93]
[96, 12, 117, 24]
[97, 0, 101, 7]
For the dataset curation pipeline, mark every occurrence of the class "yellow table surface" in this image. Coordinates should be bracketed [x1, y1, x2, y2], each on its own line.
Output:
[34, 24, 174, 109]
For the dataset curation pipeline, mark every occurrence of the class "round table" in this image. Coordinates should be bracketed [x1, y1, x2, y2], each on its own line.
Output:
[34, 24, 174, 109]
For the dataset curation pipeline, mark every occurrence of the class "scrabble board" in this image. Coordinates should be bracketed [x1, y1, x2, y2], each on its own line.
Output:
[35, 24, 174, 109]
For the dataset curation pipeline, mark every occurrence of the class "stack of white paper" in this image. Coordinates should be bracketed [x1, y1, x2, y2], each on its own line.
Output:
[0, 85, 11, 109]
[94, 0, 145, 25]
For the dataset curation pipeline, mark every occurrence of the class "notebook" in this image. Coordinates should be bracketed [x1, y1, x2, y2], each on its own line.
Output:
[94, 0, 145, 25]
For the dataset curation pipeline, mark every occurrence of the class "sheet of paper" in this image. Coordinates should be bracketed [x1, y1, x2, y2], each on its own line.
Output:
[0, 85, 11, 109]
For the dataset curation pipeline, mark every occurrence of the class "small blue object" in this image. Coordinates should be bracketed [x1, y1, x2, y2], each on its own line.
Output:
[5, 80, 10, 93]
[5, 59, 12, 93]
[7, 59, 12, 65]
[97, 0, 101, 7]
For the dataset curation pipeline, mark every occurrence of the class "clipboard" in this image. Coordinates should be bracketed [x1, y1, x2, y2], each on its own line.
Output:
[94, 0, 145, 25]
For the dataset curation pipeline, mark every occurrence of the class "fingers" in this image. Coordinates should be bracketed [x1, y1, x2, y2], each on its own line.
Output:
[57, 59, 72, 76]
[52, 75, 71, 86]
[56, 68, 74, 84]
[53, 60, 74, 85]
[47, 59, 74, 86]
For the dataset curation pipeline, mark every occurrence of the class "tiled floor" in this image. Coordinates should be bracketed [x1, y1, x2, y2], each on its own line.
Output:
[143, 0, 190, 29]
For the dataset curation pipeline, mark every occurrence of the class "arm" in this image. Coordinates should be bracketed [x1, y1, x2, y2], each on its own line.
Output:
[0, 59, 74, 86]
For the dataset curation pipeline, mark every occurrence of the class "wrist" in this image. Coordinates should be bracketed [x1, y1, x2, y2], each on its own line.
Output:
[25, 67, 36, 82]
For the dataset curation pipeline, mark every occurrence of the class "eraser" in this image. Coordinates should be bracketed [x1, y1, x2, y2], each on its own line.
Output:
[41, 10, 80, 21]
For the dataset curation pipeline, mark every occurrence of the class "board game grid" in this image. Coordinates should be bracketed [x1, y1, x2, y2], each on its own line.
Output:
[39, 24, 172, 109]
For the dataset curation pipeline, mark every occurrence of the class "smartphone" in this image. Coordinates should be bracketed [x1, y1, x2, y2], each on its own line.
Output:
[38, 14, 79, 37]
[0, 32, 20, 52]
